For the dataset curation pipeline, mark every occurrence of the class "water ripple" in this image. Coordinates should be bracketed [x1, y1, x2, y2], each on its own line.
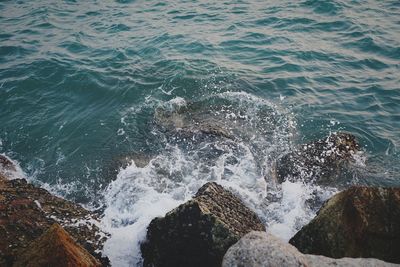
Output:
[1, 0, 400, 203]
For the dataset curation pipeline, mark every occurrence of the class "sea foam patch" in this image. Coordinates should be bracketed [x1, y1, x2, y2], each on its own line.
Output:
[100, 92, 336, 266]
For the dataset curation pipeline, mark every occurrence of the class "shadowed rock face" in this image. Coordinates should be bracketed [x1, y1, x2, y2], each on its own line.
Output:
[290, 186, 400, 264]
[141, 182, 265, 267]
[13, 224, 102, 267]
[223, 231, 398, 267]
[0, 178, 109, 266]
[273, 132, 360, 184]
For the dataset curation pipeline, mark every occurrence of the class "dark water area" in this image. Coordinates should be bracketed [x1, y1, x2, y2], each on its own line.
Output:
[1, 1, 400, 265]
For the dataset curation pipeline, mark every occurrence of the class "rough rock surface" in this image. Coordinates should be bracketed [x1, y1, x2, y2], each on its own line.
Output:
[141, 182, 265, 267]
[13, 223, 101, 267]
[290, 186, 400, 263]
[0, 177, 109, 266]
[223, 231, 398, 267]
[274, 132, 359, 184]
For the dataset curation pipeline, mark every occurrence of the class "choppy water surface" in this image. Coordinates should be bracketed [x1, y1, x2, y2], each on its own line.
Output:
[1, 0, 400, 266]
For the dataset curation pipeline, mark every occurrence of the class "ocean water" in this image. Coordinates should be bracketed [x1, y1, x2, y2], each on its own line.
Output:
[1, 0, 400, 266]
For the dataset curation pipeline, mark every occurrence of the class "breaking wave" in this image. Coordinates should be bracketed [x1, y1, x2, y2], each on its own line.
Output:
[100, 92, 339, 266]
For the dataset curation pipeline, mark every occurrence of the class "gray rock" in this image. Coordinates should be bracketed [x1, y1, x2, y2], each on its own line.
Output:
[223, 231, 398, 267]
[141, 182, 265, 267]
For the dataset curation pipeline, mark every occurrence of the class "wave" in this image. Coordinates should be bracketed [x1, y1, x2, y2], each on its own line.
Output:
[100, 92, 338, 266]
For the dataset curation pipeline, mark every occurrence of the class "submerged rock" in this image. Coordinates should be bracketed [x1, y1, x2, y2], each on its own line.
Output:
[103, 153, 153, 183]
[290, 186, 400, 263]
[273, 132, 359, 184]
[0, 177, 109, 266]
[154, 102, 235, 140]
[223, 231, 398, 267]
[141, 182, 265, 267]
[13, 223, 101, 267]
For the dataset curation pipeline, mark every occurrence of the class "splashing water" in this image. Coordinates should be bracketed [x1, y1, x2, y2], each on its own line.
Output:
[100, 92, 337, 266]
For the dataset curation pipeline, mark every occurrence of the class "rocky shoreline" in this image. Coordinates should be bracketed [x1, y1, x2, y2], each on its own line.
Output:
[1, 131, 400, 267]
[0, 155, 110, 266]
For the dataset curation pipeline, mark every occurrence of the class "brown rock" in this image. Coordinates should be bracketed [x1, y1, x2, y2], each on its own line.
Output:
[0, 155, 17, 182]
[290, 186, 400, 263]
[141, 182, 265, 267]
[13, 224, 101, 267]
[0, 155, 16, 173]
[0, 178, 109, 266]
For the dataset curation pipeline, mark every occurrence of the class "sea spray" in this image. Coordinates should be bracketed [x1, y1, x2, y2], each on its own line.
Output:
[99, 92, 336, 266]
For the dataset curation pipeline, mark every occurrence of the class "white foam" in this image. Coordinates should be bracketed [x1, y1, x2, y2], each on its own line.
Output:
[267, 181, 314, 240]
[101, 153, 191, 267]
[99, 92, 332, 266]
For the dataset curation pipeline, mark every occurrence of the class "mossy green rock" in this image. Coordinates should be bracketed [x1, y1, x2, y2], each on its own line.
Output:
[141, 182, 265, 267]
[290, 186, 400, 263]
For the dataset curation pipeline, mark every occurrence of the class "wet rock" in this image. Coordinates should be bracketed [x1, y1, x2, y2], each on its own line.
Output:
[13, 223, 101, 267]
[141, 182, 265, 267]
[0, 155, 16, 173]
[290, 186, 400, 263]
[0, 177, 109, 266]
[154, 101, 235, 140]
[223, 231, 398, 267]
[103, 153, 153, 182]
[273, 132, 359, 184]
[0, 155, 18, 182]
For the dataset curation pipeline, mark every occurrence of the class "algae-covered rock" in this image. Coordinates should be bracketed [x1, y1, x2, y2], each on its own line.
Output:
[13, 223, 101, 267]
[290, 186, 400, 263]
[274, 132, 359, 184]
[223, 231, 398, 267]
[141, 182, 265, 267]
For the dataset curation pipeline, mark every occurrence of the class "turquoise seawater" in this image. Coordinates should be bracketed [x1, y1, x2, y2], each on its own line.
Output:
[1, 1, 400, 264]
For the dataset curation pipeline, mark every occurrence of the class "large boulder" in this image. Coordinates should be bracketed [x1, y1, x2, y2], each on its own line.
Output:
[141, 182, 265, 267]
[290, 186, 400, 263]
[273, 132, 359, 184]
[13, 223, 101, 267]
[223, 231, 398, 267]
[0, 177, 109, 266]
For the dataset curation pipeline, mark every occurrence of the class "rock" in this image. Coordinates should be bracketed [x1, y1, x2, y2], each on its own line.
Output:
[289, 186, 400, 263]
[223, 231, 398, 267]
[154, 101, 235, 140]
[273, 132, 359, 184]
[0, 155, 18, 181]
[103, 153, 153, 183]
[141, 182, 265, 267]
[13, 223, 101, 267]
[0, 178, 109, 266]
[0, 155, 16, 173]
[223, 231, 309, 267]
